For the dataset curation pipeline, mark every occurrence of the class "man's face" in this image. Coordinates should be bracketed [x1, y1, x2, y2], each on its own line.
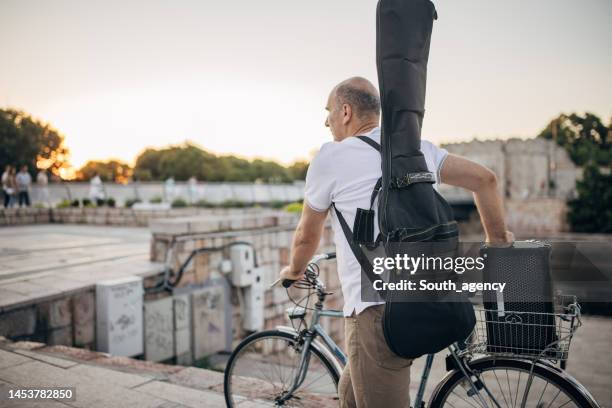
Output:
[324, 90, 345, 141]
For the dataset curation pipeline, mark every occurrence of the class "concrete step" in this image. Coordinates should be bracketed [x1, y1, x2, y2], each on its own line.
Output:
[0, 339, 232, 408]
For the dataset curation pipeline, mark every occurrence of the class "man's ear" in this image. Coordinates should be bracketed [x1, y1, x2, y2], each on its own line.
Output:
[341, 104, 352, 125]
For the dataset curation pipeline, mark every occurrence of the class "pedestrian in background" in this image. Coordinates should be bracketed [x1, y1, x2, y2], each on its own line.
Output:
[88, 172, 105, 205]
[37, 169, 50, 207]
[16, 165, 32, 207]
[1, 165, 12, 208]
[5, 167, 18, 207]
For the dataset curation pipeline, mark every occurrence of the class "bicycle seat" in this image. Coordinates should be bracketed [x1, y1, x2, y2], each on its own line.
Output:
[286, 306, 307, 320]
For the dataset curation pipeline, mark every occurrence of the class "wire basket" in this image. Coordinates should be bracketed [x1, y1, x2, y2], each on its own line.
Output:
[464, 295, 581, 361]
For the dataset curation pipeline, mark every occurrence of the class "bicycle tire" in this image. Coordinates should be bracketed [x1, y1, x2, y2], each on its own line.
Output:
[224, 329, 341, 407]
[428, 357, 599, 408]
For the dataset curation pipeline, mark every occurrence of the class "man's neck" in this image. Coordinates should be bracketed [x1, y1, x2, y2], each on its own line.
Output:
[349, 121, 379, 138]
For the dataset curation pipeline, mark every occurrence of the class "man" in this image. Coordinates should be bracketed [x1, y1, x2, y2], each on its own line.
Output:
[15, 165, 32, 207]
[279, 77, 513, 408]
[88, 172, 105, 205]
[36, 169, 50, 207]
[1, 165, 12, 208]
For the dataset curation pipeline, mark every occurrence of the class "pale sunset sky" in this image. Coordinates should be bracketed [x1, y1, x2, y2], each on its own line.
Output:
[1, 0, 610, 168]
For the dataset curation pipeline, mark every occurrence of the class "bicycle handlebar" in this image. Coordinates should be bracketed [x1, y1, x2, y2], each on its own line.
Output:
[279, 252, 336, 288]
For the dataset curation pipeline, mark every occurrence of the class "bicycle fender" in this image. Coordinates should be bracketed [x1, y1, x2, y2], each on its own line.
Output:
[276, 325, 344, 377]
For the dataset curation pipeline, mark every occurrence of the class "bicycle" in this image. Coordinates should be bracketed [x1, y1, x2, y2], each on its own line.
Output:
[223, 253, 600, 407]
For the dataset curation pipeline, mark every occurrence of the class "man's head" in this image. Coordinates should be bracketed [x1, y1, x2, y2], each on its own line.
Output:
[325, 77, 380, 141]
[20, 165, 27, 172]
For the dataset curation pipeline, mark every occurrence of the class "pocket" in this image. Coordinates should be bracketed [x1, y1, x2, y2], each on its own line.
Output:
[372, 311, 413, 370]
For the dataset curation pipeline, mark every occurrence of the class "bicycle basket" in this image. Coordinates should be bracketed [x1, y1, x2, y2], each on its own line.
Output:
[465, 295, 581, 361]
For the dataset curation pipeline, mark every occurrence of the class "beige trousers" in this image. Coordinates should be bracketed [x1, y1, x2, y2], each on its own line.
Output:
[338, 305, 413, 408]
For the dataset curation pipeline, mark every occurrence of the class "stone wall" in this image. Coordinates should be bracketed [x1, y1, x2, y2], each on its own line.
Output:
[148, 214, 344, 349]
[20, 181, 305, 208]
[442, 137, 580, 201]
[0, 291, 95, 349]
[505, 198, 569, 235]
[0, 207, 273, 227]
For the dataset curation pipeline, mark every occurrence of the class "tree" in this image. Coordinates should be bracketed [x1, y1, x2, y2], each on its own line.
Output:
[133, 142, 302, 182]
[0, 108, 70, 177]
[288, 160, 309, 180]
[538, 112, 610, 166]
[567, 164, 612, 233]
[77, 160, 133, 183]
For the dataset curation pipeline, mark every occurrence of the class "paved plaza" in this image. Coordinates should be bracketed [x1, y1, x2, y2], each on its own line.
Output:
[0, 224, 164, 312]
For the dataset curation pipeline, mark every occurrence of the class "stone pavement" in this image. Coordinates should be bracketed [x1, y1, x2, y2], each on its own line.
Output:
[0, 339, 241, 408]
[0, 224, 165, 312]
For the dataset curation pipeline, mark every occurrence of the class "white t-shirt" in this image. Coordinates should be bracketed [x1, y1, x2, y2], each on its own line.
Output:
[304, 127, 449, 317]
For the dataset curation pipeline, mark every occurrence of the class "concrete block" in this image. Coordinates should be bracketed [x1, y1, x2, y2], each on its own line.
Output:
[173, 294, 190, 330]
[37, 298, 72, 330]
[173, 294, 191, 358]
[191, 281, 231, 359]
[144, 297, 175, 362]
[96, 276, 143, 357]
[47, 326, 73, 346]
[72, 291, 96, 346]
[0, 307, 36, 338]
[73, 291, 95, 325]
[74, 319, 94, 346]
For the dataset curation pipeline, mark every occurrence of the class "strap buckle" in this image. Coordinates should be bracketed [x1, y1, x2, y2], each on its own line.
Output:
[391, 171, 435, 189]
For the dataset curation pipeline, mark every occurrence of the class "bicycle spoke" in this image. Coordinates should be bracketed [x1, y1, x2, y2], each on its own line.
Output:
[478, 375, 502, 408]
[513, 371, 521, 408]
[300, 370, 333, 391]
[492, 369, 511, 407]
[556, 398, 574, 408]
[450, 388, 485, 408]
[505, 369, 513, 408]
[545, 388, 562, 408]
[536, 380, 548, 407]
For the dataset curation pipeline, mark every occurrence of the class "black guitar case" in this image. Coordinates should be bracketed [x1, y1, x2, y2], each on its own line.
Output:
[376, 0, 475, 359]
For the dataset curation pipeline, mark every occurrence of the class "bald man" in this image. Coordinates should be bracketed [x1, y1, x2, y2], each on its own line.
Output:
[280, 77, 512, 407]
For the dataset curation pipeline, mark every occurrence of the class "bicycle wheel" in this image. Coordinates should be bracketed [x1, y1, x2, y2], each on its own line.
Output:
[224, 330, 340, 407]
[429, 358, 598, 408]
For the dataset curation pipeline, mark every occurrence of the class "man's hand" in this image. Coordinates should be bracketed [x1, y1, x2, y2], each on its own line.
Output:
[486, 230, 515, 247]
[279, 265, 305, 282]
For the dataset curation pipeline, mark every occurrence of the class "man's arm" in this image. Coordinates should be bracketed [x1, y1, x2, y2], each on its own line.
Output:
[440, 154, 513, 244]
[279, 205, 329, 281]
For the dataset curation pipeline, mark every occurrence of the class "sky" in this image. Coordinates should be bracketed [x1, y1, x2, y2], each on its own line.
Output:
[1, 0, 610, 168]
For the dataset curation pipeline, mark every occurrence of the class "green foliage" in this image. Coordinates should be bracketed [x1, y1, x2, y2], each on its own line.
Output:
[219, 199, 248, 208]
[106, 198, 116, 207]
[0, 108, 70, 178]
[56, 199, 72, 209]
[288, 161, 309, 180]
[538, 113, 611, 166]
[149, 196, 163, 204]
[283, 202, 304, 213]
[77, 160, 132, 183]
[194, 199, 216, 208]
[82, 198, 95, 208]
[133, 142, 303, 182]
[269, 200, 286, 209]
[171, 197, 188, 208]
[567, 164, 612, 233]
[124, 198, 142, 208]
